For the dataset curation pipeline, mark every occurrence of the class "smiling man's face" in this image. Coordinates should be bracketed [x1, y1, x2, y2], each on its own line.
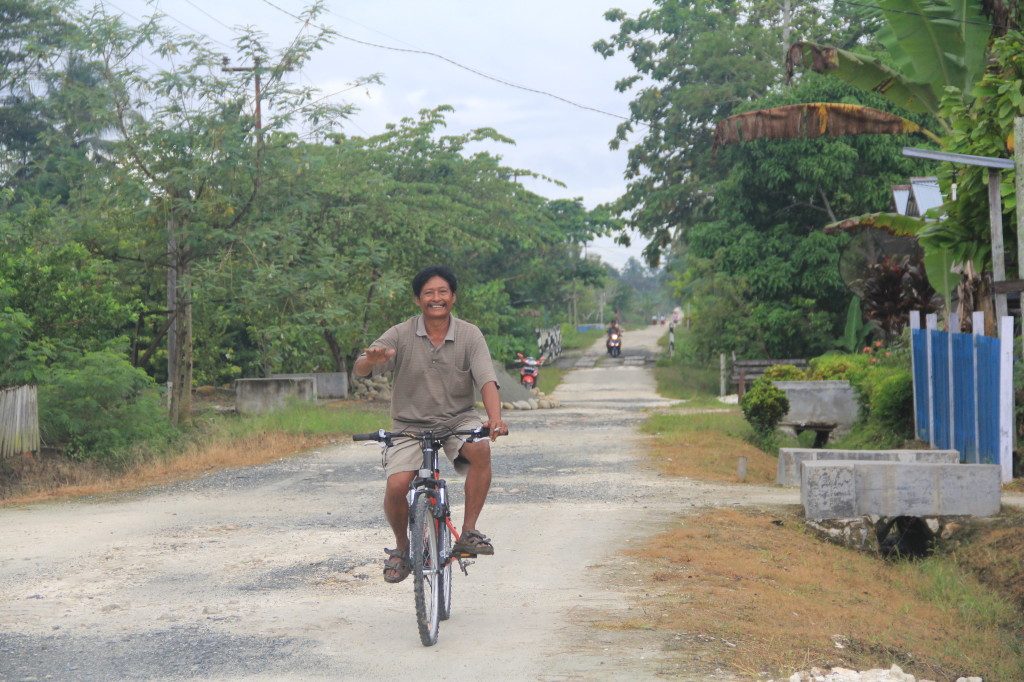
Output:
[415, 275, 456, 321]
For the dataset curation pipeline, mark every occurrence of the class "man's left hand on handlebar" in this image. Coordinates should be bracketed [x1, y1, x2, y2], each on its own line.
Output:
[483, 419, 509, 441]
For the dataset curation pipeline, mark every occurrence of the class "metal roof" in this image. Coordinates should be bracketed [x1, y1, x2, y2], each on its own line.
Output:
[909, 177, 943, 217]
[891, 177, 943, 218]
[891, 185, 911, 215]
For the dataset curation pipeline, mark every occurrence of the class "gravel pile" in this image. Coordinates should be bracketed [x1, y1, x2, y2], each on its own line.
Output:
[778, 666, 982, 682]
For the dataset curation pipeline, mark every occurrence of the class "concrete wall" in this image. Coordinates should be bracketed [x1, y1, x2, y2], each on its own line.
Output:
[801, 460, 1002, 520]
[773, 380, 859, 432]
[235, 377, 315, 414]
[271, 372, 348, 399]
[777, 448, 960, 487]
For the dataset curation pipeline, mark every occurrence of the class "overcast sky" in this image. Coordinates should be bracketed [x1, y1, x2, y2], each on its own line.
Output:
[85, 0, 653, 269]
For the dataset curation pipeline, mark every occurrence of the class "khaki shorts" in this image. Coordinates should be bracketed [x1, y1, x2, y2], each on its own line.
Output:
[382, 416, 483, 478]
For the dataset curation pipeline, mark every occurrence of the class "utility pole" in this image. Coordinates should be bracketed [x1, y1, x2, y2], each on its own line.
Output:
[222, 57, 264, 147]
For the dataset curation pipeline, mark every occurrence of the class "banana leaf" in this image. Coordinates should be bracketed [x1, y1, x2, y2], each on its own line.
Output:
[786, 43, 941, 118]
[713, 102, 936, 148]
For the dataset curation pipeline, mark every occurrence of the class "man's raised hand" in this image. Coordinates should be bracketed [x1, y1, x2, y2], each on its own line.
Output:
[363, 346, 396, 364]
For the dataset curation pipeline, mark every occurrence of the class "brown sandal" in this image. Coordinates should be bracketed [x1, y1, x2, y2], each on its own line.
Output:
[452, 530, 494, 556]
[383, 548, 411, 583]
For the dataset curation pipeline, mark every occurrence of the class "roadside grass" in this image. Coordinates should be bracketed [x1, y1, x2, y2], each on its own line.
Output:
[0, 400, 388, 505]
[619, 507, 1024, 681]
[535, 365, 565, 396]
[653, 360, 723, 406]
[559, 324, 605, 351]
[631, 355, 1024, 680]
[640, 408, 777, 484]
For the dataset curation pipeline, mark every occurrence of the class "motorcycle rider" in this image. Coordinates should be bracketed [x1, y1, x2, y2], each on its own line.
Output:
[606, 319, 623, 356]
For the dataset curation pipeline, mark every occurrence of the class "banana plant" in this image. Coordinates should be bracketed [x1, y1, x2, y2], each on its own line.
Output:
[715, 0, 1005, 322]
[785, 0, 990, 127]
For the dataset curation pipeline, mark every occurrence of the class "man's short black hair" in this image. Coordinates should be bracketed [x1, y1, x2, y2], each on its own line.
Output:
[412, 265, 458, 297]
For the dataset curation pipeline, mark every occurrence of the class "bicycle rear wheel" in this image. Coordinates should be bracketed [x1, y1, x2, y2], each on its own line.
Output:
[410, 494, 441, 646]
[438, 520, 453, 621]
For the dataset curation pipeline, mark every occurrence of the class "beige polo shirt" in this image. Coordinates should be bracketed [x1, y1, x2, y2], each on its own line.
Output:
[367, 314, 499, 428]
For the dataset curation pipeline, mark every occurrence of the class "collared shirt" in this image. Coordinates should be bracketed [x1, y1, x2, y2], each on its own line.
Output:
[368, 314, 499, 428]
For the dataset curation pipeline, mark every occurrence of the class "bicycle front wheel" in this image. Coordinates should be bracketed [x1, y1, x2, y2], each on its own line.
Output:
[438, 519, 453, 621]
[410, 494, 442, 646]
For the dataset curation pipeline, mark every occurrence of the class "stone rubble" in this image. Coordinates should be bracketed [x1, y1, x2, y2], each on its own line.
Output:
[775, 666, 982, 682]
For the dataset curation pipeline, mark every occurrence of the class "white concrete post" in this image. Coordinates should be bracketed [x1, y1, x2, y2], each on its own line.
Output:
[909, 311, 921, 439]
[999, 315, 1014, 483]
[926, 313, 938, 447]
[947, 313, 958, 452]
[972, 311, 986, 464]
[720, 353, 727, 397]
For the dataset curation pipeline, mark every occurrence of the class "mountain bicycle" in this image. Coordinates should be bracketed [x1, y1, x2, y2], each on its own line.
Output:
[353, 425, 489, 646]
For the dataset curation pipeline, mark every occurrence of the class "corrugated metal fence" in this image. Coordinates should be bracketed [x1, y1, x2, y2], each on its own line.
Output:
[910, 311, 1013, 482]
[0, 385, 40, 459]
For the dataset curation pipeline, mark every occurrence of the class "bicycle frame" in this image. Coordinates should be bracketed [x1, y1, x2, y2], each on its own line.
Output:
[355, 425, 489, 567]
[354, 425, 487, 646]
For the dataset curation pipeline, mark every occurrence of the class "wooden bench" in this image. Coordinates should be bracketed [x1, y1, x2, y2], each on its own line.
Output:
[730, 358, 808, 397]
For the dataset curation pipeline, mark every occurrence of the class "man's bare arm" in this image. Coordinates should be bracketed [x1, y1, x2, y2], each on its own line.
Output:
[353, 346, 395, 377]
[480, 381, 508, 441]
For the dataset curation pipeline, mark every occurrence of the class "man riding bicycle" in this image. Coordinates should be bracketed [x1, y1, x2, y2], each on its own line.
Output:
[353, 265, 508, 583]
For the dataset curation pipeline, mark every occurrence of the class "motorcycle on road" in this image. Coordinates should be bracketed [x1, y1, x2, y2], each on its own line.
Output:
[606, 332, 622, 357]
[515, 352, 546, 389]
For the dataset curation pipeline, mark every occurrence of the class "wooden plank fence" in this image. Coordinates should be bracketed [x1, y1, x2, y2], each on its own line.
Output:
[0, 385, 40, 459]
[910, 311, 1013, 482]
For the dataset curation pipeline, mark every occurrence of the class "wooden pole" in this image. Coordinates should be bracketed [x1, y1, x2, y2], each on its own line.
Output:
[988, 168, 1008, 320]
[1015, 117, 1024, 358]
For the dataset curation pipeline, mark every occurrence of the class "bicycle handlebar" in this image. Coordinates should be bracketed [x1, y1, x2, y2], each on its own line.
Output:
[352, 426, 490, 443]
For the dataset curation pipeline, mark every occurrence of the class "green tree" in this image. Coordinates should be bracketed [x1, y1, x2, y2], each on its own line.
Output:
[67, 3, 361, 423]
[679, 75, 931, 359]
[594, 0, 873, 266]
[726, 0, 1022, 327]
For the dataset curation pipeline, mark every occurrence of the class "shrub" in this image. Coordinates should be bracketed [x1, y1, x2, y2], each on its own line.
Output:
[867, 370, 915, 436]
[38, 349, 177, 468]
[806, 353, 868, 380]
[762, 364, 807, 381]
[740, 379, 790, 450]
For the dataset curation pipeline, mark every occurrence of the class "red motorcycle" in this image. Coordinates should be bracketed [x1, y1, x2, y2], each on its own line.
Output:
[515, 352, 545, 389]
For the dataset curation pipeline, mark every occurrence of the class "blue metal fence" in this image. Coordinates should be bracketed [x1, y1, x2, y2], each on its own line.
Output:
[910, 312, 1012, 480]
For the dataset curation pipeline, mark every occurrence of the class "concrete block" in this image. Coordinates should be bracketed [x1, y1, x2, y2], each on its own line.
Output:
[772, 380, 859, 432]
[777, 448, 960, 487]
[272, 372, 348, 399]
[801, 461, 1002, 521]
[235, 377, 315, 414]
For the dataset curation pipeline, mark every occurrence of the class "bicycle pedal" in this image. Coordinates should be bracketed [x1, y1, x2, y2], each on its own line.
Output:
[452, 551, 478, 559]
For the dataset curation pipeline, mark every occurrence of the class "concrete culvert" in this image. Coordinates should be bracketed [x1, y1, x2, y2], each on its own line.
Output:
[877, 515, 934, 559]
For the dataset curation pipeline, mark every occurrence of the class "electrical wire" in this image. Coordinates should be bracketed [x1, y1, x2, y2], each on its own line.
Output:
[98, 0, 235, 49]
[257, 0, 633, 123]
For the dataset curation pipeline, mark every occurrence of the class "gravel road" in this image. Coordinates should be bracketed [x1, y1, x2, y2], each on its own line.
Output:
[0, 326, 800, 681]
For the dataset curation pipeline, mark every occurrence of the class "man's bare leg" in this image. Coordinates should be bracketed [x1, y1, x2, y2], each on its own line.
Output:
[457, 440, 491, 537]
[384, 470, 415, 551]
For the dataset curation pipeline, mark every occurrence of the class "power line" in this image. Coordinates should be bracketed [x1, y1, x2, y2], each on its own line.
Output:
[256, 0, 634, 123]
[179, 0, 236, 32]
[98, 0, 235, 49]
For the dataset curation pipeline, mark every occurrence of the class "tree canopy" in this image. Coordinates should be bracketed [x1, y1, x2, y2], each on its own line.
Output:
[0, 2, 624, 438]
